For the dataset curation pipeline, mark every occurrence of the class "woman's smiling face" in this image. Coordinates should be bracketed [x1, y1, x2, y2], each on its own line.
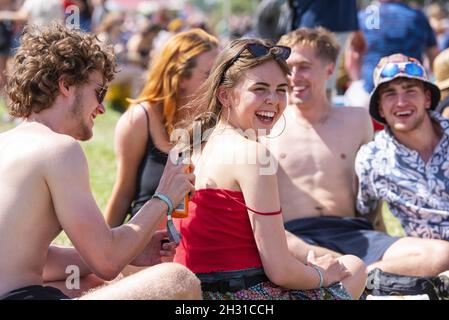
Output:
[224, 60, 289, 135]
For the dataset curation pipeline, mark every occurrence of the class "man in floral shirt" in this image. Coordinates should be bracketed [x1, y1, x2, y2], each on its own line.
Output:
[356, 54, 449, 276]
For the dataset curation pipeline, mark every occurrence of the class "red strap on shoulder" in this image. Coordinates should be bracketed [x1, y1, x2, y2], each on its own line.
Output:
[220, 189, 282, 215]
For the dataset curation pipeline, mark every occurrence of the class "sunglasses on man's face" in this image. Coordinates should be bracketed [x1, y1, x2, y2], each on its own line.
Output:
[221, 43, 291, 82]
[379, 61, 425, 81]
[89, 80, 108, 104]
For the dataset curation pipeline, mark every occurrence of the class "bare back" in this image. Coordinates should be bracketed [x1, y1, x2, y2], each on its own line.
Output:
[0, 123, 72, 295]
[266, 106, 373, 222]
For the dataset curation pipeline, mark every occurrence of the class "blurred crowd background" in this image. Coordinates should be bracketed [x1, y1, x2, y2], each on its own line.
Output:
[0, 0, 449, 115]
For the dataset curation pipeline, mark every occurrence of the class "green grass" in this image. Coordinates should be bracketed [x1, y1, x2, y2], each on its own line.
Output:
[0, 101, 406, 247]
[382, 202, 406, 237]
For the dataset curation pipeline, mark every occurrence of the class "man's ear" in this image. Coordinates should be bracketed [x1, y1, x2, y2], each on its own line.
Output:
[58, 78, 71, 97]
[217, 85, 231, 108]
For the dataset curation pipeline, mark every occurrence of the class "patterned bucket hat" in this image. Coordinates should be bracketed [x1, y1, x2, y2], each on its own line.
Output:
[369, 53, 441, 124]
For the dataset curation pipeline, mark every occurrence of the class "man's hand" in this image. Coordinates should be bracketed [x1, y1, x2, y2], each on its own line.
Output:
[130, 230, 177, 267]
[155, 149, 195, 208]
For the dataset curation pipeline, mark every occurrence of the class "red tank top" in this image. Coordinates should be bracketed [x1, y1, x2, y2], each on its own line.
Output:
[174, 189, 265, 273]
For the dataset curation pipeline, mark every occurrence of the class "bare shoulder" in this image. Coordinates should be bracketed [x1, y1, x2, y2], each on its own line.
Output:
[209, 132, 272, 166]
[234, 135, 270, 156]
[199, 132, 278, 192]
[231, 137, 279, 198]
[1, 124, 87, 176]
[114, 103, 151, 157]
[116, 103, 149, 132]
[332, 107, 372, 131]
[330, 107, 373, 145]
[23, 124, 87, 164]
[331, 106, 370, 123]
[44, 130, 85, 165]
[12, 123, 81, 154]
[36, 131, 91, 188]
[234, 136, 276, 173]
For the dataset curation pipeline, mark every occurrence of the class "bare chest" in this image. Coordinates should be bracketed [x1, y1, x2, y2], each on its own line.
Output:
[271, 123, 361, 178]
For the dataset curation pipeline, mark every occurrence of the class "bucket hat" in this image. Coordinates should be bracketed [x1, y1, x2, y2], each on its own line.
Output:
[369, 54, 441, 124]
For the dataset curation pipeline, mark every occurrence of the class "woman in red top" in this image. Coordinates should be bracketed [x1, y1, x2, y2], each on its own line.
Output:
[174, 39, 367, 300]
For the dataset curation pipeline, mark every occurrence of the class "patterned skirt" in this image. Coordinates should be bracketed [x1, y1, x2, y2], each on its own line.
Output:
[202, 281, 352, 300]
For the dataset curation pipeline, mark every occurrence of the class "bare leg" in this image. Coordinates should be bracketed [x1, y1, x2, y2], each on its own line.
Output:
[80, 263, 201, 300]
[119, 255, 175, 277]
[337, 255, 367, 299]
[368, 237, 449, 276]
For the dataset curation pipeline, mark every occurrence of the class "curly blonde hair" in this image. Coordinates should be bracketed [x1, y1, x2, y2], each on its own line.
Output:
[7, 23, 117, 118]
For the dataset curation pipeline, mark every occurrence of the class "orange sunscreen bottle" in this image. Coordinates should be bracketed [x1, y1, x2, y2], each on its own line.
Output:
[172, 165, 191, 218]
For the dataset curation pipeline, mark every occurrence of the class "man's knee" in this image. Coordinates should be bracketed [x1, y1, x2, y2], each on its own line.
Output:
[405, 240, 449, 271]
[147, 263, 202, 300]
[399, 238, 449, 274]
[428, 242, 449, 272]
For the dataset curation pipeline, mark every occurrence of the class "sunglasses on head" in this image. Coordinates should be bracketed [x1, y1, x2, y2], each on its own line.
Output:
[379, 61, 425, 81]
[89, 79, 108, 104]
[221, 43, 291, 82]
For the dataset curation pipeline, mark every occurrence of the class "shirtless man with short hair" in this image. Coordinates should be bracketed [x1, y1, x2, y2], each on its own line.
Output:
[0, 23, 200, 300]
[267, 27, 449, 278]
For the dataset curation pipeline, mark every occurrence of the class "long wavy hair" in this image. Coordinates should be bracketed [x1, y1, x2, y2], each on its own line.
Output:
[177, 38, 290, 150]
[130, 28, 219, 134]
[7, 23, 117, 118]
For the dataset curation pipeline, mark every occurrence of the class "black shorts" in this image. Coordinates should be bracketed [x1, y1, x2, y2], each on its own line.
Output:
[0, 285, 70, 300]
[285, 216, 400, 265]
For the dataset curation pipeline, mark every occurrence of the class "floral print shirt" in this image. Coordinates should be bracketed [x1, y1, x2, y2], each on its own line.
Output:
[356, 112, 449, 240]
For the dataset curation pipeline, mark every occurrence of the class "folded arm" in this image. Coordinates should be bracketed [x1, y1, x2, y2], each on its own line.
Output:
[237, 143, 348, 289]
[43, 245, 92, 282]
